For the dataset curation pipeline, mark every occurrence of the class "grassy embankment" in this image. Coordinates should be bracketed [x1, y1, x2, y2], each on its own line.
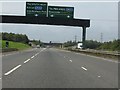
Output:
[1, 40, 31, 52]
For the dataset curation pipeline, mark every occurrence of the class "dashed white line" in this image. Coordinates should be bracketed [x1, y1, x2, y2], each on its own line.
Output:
[24, 59, 31, 64]
[35, 53, 39, 56]
[31, 56, 35, 59]
[69, 60, 72, 62]
[35, 54, 38, 56]
[4, 64, 22, 76]
[98, 76, 101, 78]
[81, 67, 87, 71]
[39, 48, 46, 52]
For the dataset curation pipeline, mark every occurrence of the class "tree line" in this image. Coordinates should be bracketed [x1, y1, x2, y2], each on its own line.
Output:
[63, 39, 120, 51]
[2, 32, 29, 44]
[98, 39, 120, 51]
[63, 41, 76, 47]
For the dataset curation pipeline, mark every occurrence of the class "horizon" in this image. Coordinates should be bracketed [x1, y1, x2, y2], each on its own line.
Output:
[0, 1, 118, 42]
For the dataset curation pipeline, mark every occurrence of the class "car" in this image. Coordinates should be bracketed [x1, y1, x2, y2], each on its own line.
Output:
[36, 45, 40, 48]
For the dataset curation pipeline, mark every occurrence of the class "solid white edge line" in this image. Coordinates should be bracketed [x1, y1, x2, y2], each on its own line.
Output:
[81, 67, 87, 71]
[24, 59, 31, 64]
[4, 65, 22, 76]
[58, 49, 118, 63]
[85, 54, 118, 63]
[74, 52, 118, 63]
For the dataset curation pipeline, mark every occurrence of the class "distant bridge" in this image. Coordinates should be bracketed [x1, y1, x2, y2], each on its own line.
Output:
[43, 42, 62, 46]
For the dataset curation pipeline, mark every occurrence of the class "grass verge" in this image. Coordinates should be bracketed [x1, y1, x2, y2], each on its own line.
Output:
[1, 40, 31, 52]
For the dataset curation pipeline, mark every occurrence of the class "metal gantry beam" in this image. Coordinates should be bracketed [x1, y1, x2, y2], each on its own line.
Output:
[1, 15, 90, 27]
[0, 15, 90, 48]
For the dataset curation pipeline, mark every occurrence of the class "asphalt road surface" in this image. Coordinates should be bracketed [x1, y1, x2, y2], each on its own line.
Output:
[2, 48, 118, 88]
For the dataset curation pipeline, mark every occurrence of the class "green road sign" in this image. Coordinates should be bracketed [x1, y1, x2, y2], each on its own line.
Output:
[26, 2, 47, 17]
[48, 6, 74, 19]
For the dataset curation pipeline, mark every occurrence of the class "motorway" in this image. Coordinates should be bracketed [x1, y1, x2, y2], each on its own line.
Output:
[2, 48, 118, 88]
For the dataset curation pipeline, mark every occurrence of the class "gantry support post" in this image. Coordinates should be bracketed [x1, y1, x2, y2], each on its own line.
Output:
[82, 26, 86, 49]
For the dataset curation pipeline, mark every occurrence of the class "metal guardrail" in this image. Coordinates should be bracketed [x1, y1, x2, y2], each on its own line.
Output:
[1, 48, 18, 52]
[80, 49, 120, 56]
[63, 48, 119, 60]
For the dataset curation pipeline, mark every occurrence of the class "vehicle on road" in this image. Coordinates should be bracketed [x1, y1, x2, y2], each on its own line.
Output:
[36, 45, 40, 48]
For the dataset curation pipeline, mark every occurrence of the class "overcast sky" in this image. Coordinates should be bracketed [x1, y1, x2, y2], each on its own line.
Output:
[0, 1, 119, 43]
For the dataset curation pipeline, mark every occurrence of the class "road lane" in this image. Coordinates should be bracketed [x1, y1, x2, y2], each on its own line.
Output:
[51, 48, 118, 88]
[2, 48, 118, 88]
[2, 48, 43, 74]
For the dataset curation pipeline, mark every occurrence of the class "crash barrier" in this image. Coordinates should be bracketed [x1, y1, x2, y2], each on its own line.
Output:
[64, 48, 119, 60]
[2, 48, 18, 52]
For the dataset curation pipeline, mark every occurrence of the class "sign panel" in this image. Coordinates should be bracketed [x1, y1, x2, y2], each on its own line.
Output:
[48, 6, 74, 19]
[26, 2, 47, 17]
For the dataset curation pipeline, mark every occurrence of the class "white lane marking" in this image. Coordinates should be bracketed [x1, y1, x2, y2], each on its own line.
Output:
[4, 65, 22, 76]
[58, 49, 118, 63]
[98, 76, 101, 78]
[24, 59, 31, 64]
[31, 56, 35, 59]
[35, 54, 37, 56]
[39, 48, 46, 52]
[81, 67, 87, 71]
[43, 48, 46, 50]
[35, 53, 39, 56]
[0, 78, 1, 79]
[69, 60, 72, 62]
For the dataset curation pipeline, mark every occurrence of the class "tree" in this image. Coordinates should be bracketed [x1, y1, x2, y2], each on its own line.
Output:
[2, 32, 29, 44]
[63, 40, 76, 47]
[84, 40, 102, 49]
[98, 39, 120, 51]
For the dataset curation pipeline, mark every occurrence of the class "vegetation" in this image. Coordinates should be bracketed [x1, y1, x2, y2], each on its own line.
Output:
[2, 32, 29, 44]
[63, 39, 120, 51]
[84, 40, 102, 49]
[1, 32, 120, 51]
[2, 40, 31, 50]
[30, 40, 42, 45]
[63, 40, 76, 47]
[98, 39, 120, 51]
[0, 32, 31, 51]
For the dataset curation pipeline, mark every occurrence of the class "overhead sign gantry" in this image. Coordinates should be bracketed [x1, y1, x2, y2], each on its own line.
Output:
[1, 2, 90, 48]
[48, 6, 74, 19]
[26, 2, 48, 17]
